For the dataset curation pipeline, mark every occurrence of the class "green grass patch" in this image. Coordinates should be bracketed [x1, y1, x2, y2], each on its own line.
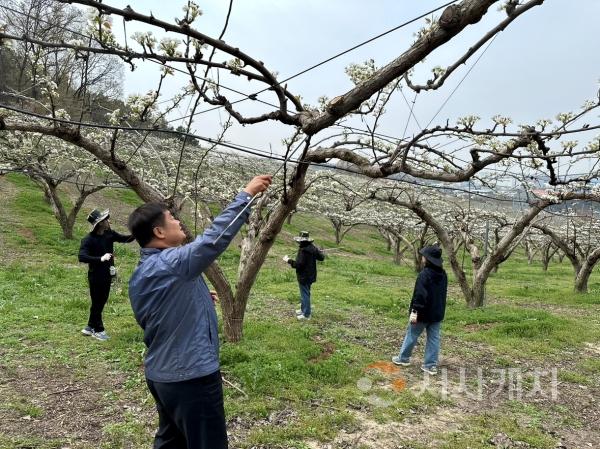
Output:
[0, 436, 67, 449]
[558, 370, 590, 385]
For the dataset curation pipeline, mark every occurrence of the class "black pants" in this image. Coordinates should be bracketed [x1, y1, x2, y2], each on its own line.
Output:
[146, 371, 228, 449]
[87, 273, 111, 332]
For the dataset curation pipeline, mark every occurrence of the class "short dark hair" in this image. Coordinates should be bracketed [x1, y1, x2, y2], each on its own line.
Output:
[128, 202, 168, 247]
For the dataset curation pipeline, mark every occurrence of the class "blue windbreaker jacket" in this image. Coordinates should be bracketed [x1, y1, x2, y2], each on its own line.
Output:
[128, 192, 252, 382]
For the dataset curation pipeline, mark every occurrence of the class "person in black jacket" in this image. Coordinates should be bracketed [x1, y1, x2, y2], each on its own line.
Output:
[392, 245, 448, 375]
[78, 208, 135, 341]
[284, 231, 325, 320]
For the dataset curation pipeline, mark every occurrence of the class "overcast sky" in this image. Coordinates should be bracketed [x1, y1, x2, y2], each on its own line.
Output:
[103, 0, 600, 159]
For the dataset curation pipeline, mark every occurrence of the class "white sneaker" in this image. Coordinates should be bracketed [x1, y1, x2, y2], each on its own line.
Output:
[297, 314, 311, 321]
[81, 326, 94, 336]
[92, 331, 110, 341]
[295, 309, 303, 315]
[421, 366, 438, 375]
[391, 356, 410, 366]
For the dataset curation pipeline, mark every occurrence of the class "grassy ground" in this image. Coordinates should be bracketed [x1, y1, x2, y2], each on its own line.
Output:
[0, 173, 599, 449]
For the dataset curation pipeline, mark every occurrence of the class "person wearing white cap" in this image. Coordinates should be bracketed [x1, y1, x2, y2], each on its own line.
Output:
[78, 208, 135, 341]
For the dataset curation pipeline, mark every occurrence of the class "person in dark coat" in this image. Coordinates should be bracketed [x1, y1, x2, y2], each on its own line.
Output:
[283, 231, 325, 320]
[78, 208, 134, 341]
[392, 245, 448, 375]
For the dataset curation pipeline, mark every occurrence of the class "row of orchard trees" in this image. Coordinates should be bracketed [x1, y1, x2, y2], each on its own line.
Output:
[299, 173, 600, 306]
[1, 0, 600, 341]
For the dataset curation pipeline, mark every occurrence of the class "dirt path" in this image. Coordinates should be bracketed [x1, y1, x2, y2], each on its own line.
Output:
[0, 363, 156, 448]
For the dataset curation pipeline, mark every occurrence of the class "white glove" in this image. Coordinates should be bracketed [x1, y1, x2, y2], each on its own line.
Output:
[100, 253, 112, 262]
[283, 255, 290, 263]
[409, 311, 418, 324]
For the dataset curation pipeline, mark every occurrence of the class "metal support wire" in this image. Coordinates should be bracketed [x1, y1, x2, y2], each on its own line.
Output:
[211, 136, 308, 244]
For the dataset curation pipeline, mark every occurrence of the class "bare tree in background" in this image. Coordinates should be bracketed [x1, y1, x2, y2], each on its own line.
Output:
[372, 186, 600, 306]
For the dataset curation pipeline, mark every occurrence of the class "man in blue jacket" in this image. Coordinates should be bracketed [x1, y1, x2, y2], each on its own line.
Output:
[127, 175, 271, 449]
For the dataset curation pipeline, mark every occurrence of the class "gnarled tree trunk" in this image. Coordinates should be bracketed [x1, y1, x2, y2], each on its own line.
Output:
[541, 241, 558, 271]
[574, 247, 600, 293]
[386, 196, 552, 308]
[32, 173, 104, 239]
[225, 165, 310, 341]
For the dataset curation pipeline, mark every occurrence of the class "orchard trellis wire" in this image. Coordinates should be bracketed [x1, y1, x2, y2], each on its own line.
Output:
[2, 0, 598, 194]
[2, 101, 600, 216]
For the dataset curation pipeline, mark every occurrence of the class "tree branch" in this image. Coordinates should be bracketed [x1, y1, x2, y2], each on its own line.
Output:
[404, 0, 544, 93]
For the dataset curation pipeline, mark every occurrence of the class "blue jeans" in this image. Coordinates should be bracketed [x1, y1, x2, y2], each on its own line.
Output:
[398, 321, 442, 368]
[299, 282, 312, 317]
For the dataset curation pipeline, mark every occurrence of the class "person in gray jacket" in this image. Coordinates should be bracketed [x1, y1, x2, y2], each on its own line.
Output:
[127, 175, 271, 449]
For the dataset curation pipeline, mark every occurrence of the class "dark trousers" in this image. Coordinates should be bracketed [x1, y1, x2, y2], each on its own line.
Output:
[146, 371, 228, 449]
[87, 273, 111, 332]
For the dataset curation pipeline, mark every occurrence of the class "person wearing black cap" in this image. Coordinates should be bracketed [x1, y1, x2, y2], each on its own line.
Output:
[283, 231, 325, 320]
[78, 208, 135, 341]
[392, 245, 448, 375]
